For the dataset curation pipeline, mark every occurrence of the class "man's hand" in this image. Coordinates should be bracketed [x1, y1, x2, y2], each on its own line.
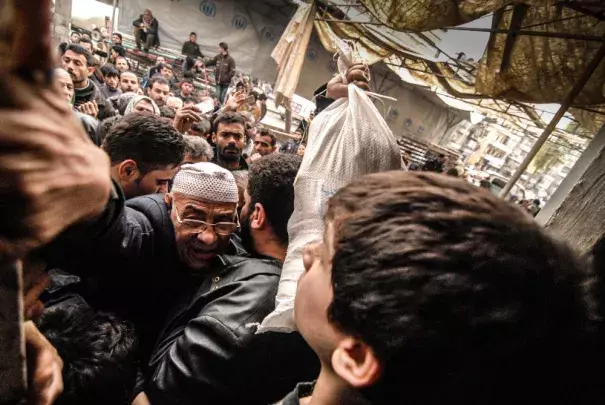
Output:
[0, 77, 112, 259]
[77, 100, 98, 118]
[246, 153, 262, 164]
[223, 90, 246, 112]
[24, 321, 63, 405]
[326, 63, 371, 100]
[173, 105, 202, 133]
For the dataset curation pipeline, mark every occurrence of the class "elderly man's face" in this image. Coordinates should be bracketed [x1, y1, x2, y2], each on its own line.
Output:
[133, 99, 155, 115]
[54, 70, 74, 104]
[167, 192, 237, 271]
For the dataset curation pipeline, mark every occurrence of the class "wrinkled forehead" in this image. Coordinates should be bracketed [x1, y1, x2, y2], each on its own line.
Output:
[172, 192, 237, 213]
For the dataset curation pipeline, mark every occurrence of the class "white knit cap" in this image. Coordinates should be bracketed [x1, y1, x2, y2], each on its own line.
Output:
[172, 163, 239, 203]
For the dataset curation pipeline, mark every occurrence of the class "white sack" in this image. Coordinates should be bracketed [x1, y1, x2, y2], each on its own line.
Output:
[258, 84, 402, 333]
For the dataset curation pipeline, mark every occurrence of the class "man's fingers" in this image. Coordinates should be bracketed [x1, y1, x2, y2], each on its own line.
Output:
[352, 81, 371, 91]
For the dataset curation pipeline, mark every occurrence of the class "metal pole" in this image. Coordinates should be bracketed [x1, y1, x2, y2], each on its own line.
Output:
[111, 0, 118, 34]
[500, 39, 605, 197]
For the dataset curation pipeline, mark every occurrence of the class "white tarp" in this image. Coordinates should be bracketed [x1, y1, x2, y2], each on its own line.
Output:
[118, 0, 334, 99]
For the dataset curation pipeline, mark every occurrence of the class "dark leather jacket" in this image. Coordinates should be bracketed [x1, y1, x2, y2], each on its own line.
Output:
[205, 53, 236, 85]
[145, 255, 283, 404]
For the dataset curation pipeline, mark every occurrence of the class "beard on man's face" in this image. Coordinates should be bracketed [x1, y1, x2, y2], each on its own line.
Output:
[219, 144, 241, 162]
[239, 216, 257, 257]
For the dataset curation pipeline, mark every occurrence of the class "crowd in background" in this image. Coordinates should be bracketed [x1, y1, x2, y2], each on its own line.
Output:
[3, 6, 605, 405]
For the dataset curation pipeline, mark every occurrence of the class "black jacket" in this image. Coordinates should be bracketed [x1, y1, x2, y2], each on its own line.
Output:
[205, 53, 236, 85]
[44, 190, 320, 404]
[74, 80, 115, 121]
[43, 192, 246, 359]
[133, 15, 161, 47]
[181, 41, 203, 59]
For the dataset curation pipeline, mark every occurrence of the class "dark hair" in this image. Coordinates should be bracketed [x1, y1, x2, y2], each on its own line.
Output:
[65, 43, 94, 67]
[278, 140, 298, 154]
[99, 115, 122, 142]
[325, 171, 598, 404]
[159, 63, 173, 72]
[191, 118, 212, 135]
[78, 37, 92, 46]
[257, 128, 276, 146]
[120, 70, 139, 83]
[36, 306, 138, 405]
[148, 75, 170, 90]
[159, 105, 176, 119]
[258, 93, 268, 101]
[102, 114, 185, 175]
[219, 42, 228, 51]
[100, 64, 119, 78]
[190, 31, 197, 36]
[182, 97, 196, 105]
[111, 45, 126, 57]
[248, 154, 302, 245]
[181, 78, 193, 87]
[212, 111, 246, 134]
[113, 32, 123, 41]
[533, 199, 541, 206]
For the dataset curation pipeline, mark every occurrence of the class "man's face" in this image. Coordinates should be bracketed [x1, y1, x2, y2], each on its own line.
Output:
[190, 34, 197, 43]
[61, 50, 89, 85]
[144, 10, 152, 19]
[156, 56, 166, 65]
[80, 41, 93, 53]
[133, 99, 155, 115]
[219, 46, 227, 55]
[106, 75, 119, 90]
[213, 122, 245, 162]
[121, 164, 178, 199]
[70, 33, 80, 43]
[161, 67, 173, 79]
[253, 134, 275, 157]
[168, 192, 237, 270]
[116, 57, 129, 73]
[167, 97, 183, 111]
[148, 83, 170, 107]
[112, 34, 121, 44]
[181, 82, 194, 95]
[120, 72, 139, 92]
[54, 71, 74, 103]
[295, 222, 342, 360]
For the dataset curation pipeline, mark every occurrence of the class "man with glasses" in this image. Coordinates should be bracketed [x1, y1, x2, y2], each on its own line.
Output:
[43, 162, 282, 404]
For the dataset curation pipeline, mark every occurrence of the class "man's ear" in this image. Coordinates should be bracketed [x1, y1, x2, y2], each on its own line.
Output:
[88, 66, 95, 75]
[331, 337, 382, 389]
[164, 192, 173, 209]
[271, 146, 277, 153]
[212, 133, 217, 144]
[117, 160, 140, 181]
[251, 203, 266, 230]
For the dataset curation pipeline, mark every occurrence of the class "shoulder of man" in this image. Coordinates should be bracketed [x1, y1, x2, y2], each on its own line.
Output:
[219, 254, 282, 279]
[126, 194, 171, 226]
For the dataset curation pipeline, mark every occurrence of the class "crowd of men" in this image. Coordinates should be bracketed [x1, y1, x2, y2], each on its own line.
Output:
[3, 6, 605, 405]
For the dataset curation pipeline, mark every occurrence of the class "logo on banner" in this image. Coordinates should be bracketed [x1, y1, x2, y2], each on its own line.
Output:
[261, 27, 276, 42]
[417, 125, 426, 135]
[232, 14, 248, 30]
[199, 1, 216, 17]
[328, 60, 337, 73]
[306, 48, 318, 61]
[387, 108, 399, 121]
[404, 118, 413, 128]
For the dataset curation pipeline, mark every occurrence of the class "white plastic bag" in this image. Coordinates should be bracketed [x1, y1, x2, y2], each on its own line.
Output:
[258, 84, 402, 333]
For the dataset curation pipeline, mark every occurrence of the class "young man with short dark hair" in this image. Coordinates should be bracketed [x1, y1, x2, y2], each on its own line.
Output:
[112, 32, 123, 45]
[211, 112, 248, 171]
[253, 128, 277, 157]
[176, 78, 195, 101]
[60, 43, 114, 120]
[205, 42, 235, 104]
[100, 64, 121, 98]
[102, 114, 185, 199]
[147, 76, 170, 107]
[115, 55, 130, 73]
[284, 171, 600, 405]
[182, 31, 203, 73]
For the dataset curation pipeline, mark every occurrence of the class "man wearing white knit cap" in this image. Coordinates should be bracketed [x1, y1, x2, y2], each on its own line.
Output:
[43, 160, 284, 404]
[165, 162, 240, 269]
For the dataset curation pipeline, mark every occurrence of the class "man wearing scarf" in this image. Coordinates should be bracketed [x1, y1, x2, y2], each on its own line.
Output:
[133, 9, 160, 52]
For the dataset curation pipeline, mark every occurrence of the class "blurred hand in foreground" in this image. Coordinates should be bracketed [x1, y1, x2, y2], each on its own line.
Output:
[24, 321, 64, 405]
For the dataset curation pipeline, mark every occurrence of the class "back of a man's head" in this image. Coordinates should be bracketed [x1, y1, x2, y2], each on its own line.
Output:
[36, 306, 138, 405]
[102, 114, 185, 175]
[301, 171, 600, 404]
[247, 154, 302, 245]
